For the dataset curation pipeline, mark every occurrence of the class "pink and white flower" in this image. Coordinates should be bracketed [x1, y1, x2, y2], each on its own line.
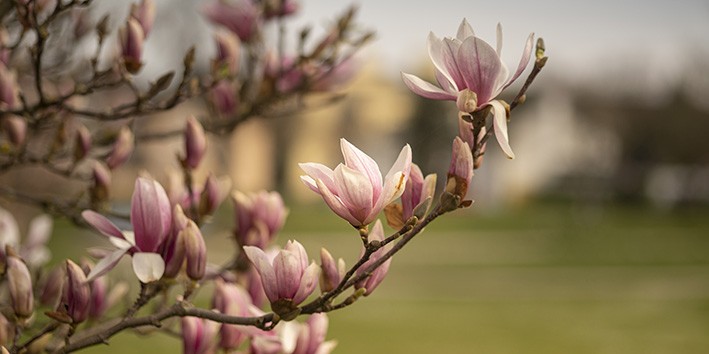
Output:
[82, 177, 172, 283]
[401, 19, 534, 159]
[299, 138, 412, 227]
[243, 240, 319, 319]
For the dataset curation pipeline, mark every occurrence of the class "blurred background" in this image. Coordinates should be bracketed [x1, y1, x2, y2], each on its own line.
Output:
[6, 0, 709, 353]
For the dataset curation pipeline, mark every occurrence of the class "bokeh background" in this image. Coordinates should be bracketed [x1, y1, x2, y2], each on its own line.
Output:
[6, 0, 709, 353]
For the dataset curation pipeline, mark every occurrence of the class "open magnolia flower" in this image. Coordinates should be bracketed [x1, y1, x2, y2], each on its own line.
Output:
[299, 138, 412, 227]
[401, 19, 534, 159]
[82, 177, 172, 283]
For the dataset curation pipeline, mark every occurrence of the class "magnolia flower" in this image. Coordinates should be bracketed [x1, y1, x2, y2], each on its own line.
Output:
[243, 240, 319, 320]
[82, 177, 172, 283]
[446, 136, 474, 200]
[232, 190, 287, 249]
[401, 19, 534, 159]
[182, 317, 219, 354]
[299, 138, 412, 227]
[355, 220, 392, 295]
[287, 313, 337, 354]
[203, 0, 261, 43]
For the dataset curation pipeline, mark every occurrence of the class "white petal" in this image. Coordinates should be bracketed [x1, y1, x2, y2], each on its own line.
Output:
[426, 32, 459, 91]
[86, 248, 129, 281]
[490, 100, 515, 159]
[503, 32, 535, 90]
[456, 18, 475, 40]
[401, 72, 456, 100]
[495, 23, 503, 55]
[131, 252, 165, 283]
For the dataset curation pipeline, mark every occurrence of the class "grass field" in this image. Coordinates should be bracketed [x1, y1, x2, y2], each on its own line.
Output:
[55, 202, 709, 353]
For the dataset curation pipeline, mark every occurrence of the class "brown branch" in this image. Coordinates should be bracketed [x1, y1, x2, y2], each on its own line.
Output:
[52, 302, 275, 354]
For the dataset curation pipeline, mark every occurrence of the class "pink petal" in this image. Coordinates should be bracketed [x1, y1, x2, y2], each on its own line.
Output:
[86, 248, 128, 281]
[82, 210, 127, 241]
[273, 250, 301, 299]
[315, 341, 338, 354]
[428, 32, 465, 90]
[243, 246, 278, 303]
[299, 162, 337, 193]
[315, 178, 360, 226]
[503, 32, 535, 90]
[285, 240, 308, 271]
[131, 252, 165, 283]
[333, 164, 374, 224]
[131, 177, 171, 252]
[339, 138, 382, 190]
[292, 262, 320, 304]
[401, 72, 456, 100]
[457, 36, 503, 105]
[489, 100, 515, 159]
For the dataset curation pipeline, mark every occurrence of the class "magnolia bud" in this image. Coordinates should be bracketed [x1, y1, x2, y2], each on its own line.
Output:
[355, 221, 391, 296]
[90, 162, 112, 204]
[0, 314, 9, 348]
[6, 246, 34, 318]
[182, 220, 206, 281]
[73, 124, 92, 162]
[319, 248, 345, 293]
[202, 0, 261, 43]
[199, 174, 226, 218]
[2, 115, 26, 147]
[88, 275, 107, 320]
[119, 18, 145, 74]
[62, 260, 91, 323]
[183, 116, 206, 169]
[130, 0, 155, 36]
[213, 31, 240, 77]
[162, 205, 187, 278]
[106, 126, 134, 169]
[0, 63, 19, 110]
[39, 266, 64, 307]
[445, 136, 474, 200]
[210, 80, 239, 117]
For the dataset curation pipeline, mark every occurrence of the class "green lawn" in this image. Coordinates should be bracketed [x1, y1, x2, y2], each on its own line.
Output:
[58, 202, 709, 353]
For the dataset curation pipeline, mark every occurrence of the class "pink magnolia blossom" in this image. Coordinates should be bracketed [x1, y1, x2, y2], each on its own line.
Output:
[212, 280, 253, 350]
[446, 136, 474, 200]
[299, 138, 412, 227]
[401, 19, 534, 159]
[232, 190, 287, 249]
[129, 0, 156, 37]
[243, 240, 319, 318]
[203, 0, 261, 43]
[82, 177, 172, 283]
[400, 163, 436, 222]
[182, 317, 219, 354]
[286, 313, 337, 354]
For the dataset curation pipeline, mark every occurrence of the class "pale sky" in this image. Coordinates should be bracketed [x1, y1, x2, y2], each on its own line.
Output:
[290, 0, 709, 85]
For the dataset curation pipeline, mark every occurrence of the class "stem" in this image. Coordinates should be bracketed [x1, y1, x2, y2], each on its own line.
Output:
[53, 303, 274, 354]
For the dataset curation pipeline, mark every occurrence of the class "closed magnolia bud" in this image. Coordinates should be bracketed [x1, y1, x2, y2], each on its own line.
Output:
[88, 275, 107, 320]
[162, 205, 188, 278]
[39, 266, 65, 307]
[62, 260, 91, 323]
[210, 80, 239, 117]
[182, 220, 206, 281]
[183, 115, 206, 169]
[2, 115, 26, 147]
[90, 162, 112, 204]
[445, 136, 474, 200]
[355, 220, 391, 296]
[319, 248, 345, 293]
[0, 314, 9, 348]
[106, 126, 134, 169]
[6, 246, 34, 318]
[213, 30, 240, 77]
[202, 0, 261, 43]
[130, 0, 155, 36]
[199, 174, 228, 218]
[119, 18, 144, 74]
[73, 124, 92, 162]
